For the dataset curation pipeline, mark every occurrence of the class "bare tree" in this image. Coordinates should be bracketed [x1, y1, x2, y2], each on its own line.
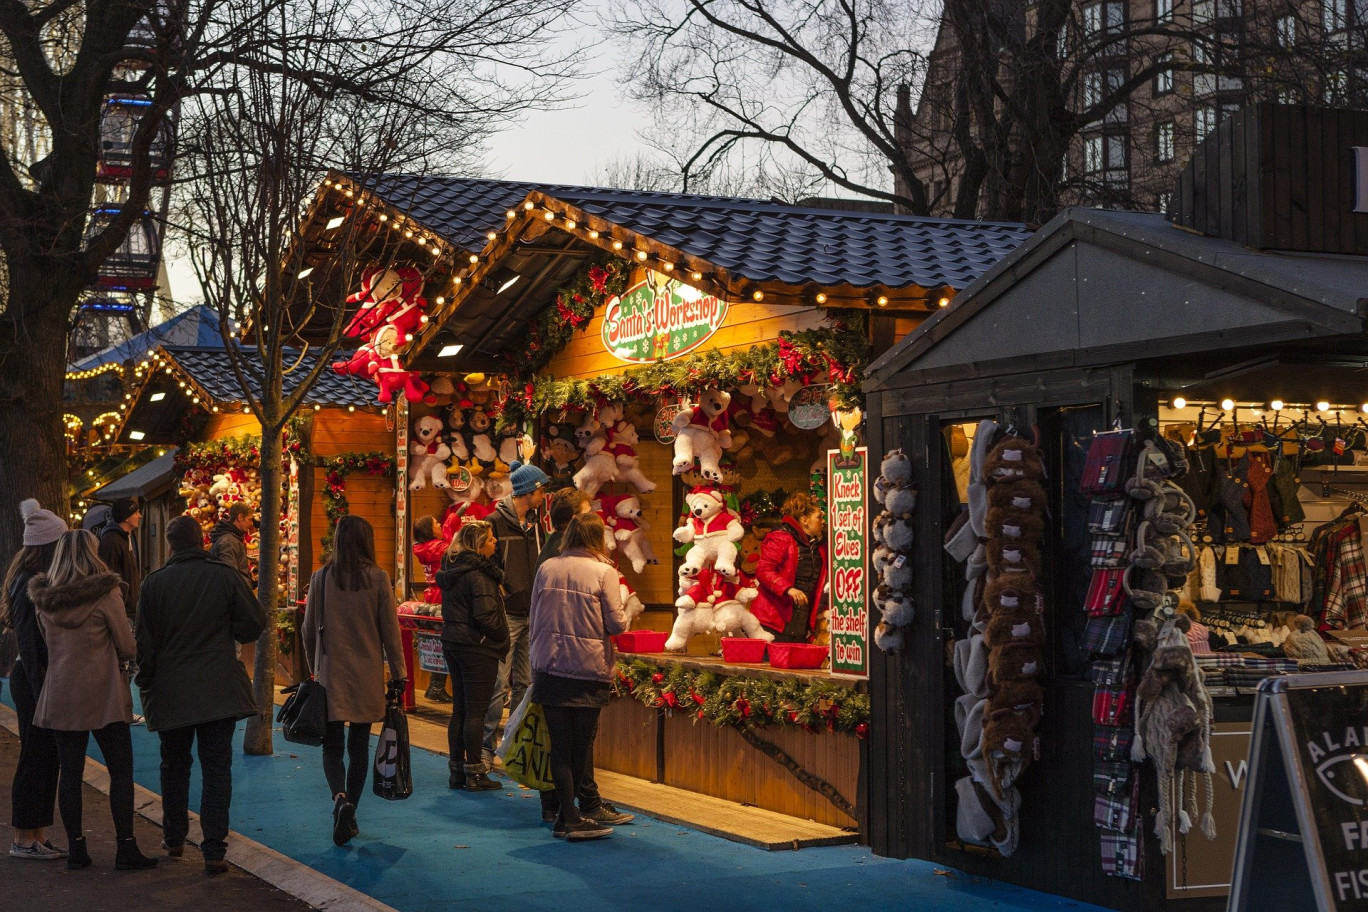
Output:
[591, 149, 828, 201]
[174, 0, 575, 754]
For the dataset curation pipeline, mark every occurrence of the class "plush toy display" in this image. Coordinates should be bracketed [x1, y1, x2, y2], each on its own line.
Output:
[408, 415, 452, 491]
[541, 424, 581, 489]
[466, 410, 499, 475]
[342, 266, 425, 340]
[674, 486, 744, 577]
[671, 387, 732, 481]
[443, 475, 496, 524]
[332, 324, 434, 405]
[600, 493, 658, 574]
[619, 575, 646, 626]
[666, 567, 768, 650]
[871, 448, 918, 654]
[572, 412, 618, 496]
[603, 418, 657, 494]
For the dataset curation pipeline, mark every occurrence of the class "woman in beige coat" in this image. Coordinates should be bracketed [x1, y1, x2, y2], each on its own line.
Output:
[29, 530, 156, 871]
[302, 515, 406, 847]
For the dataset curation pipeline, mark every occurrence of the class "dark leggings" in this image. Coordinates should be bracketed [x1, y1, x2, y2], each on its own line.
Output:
[322, 721, 372, 805]
[542, 705, 601, 826]
[54, 722, 135, 842]
[442, 645, 499, 767]
[9, 664, 59, 830]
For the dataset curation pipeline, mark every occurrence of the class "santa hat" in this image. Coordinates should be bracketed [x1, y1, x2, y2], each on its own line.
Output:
[689, 486, 726, 505]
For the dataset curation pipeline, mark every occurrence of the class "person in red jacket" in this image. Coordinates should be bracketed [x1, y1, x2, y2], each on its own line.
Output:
[412, 515, 459, 703]
[751, 492, 828, 643]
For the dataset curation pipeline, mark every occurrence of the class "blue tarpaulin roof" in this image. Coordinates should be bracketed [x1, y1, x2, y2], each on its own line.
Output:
[72, 304, 224, 370]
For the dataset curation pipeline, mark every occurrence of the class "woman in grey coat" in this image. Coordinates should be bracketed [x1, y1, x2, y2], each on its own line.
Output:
[302, 515, 406, 847]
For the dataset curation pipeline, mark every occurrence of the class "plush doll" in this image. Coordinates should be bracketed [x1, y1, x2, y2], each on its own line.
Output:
[572, 412, 617, 496]
[599, 493, 658, 574]
[483, 475, 511, 503]
[495, 425, 523, 476]
[876, 510, 916, 553]
[603, 419, 657, 494]
[427, 376, 456, 406]
[737, 528, 767, 578]
[708, 573, 770, 641]
[444, 475, 496, 524]
[872, 543, 913, 591]
[984, 606, 1045, 650]
[466, 410, 499, 475]
[209, 473, 234, 501]
[444, 408, 471, 463]
[876, 449, 914, 496]
[873, 620, 905, 652]
[333, 324, 433, 405]
[619, 575, 646, 626]
[674, 487, 744, 577]
[671, 387, 732, 481]
[873, 583, 915, 628]
[541, 424, 581, 490]
[341, 266, 424, 340]
[408, 414, 452, 491]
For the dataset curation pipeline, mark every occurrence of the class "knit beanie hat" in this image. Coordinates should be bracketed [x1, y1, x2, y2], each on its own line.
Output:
[508, 461, 549, 497]
[20, 499, 66, 547]
[166, 515, 204, 552]
[111, 496, 141, 524]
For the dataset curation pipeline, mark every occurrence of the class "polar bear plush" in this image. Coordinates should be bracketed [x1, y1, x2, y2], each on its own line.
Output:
[603, 419, 657, 494]
[673, 487, 744, 577]
[670, 387, 732, 481]
[708, 573, 771, 641]
[619, 575, 646, 626]
[408, 415, 452, 491]
[572, 412, 617, 496]
[602, 493, 658, 574]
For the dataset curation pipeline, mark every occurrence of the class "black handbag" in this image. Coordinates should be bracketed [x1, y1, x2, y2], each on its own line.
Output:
[372, 683, 413, 800]
[278, 568, 329, 746]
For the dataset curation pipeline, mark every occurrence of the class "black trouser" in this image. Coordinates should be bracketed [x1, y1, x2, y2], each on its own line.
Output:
[158, 718, 236, 861]
[442, 645, 499, 767]
[9, 663, 59, 830]
[542, 705, 601, 826]
[539, 742, 601, 816]
[54, 722, 135, 843]
[322, 721, 372, 806]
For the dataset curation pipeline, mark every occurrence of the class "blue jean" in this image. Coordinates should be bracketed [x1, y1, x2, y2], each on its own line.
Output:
[482, 614, 530, 760]
[159, 718, 237, 861]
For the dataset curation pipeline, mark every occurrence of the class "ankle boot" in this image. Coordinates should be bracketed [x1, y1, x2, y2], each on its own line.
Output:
[463, 764, 502, 791]
[448, 761, 465, 790]
[66, 836, 91, 870]
[114, 837, 158, 870]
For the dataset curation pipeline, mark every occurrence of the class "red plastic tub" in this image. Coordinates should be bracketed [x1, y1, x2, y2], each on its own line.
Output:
[767, 642, 827, 670]
[612, 630, 669, 653]
[720, 637, 768, 664]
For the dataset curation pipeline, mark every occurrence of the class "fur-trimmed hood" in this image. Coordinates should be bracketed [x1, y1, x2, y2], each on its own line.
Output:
[27, 571, 122, 628]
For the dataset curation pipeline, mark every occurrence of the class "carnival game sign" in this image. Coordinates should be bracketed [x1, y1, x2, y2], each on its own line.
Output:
[602, 271, 727, 363]
[827, 446, 869, 679]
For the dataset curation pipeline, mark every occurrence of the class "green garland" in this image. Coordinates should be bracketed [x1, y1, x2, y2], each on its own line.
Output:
[318, 452, 395, 554]
[612, 657, 870, 738]
[177, 434, 263, 470]
[505, 313, 869, 426]
[508, 254, 631, 379]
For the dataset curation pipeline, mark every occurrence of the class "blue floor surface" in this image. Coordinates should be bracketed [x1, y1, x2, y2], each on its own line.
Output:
[4, 683, 1109, 912]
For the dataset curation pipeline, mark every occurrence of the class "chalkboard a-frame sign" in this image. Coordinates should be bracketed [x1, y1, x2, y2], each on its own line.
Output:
[1229, 672, 1368, 912]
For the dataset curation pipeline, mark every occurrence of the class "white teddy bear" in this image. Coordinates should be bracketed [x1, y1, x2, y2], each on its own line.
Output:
[670, 387, 732, 482]
[408, 415, 452, 491]
[602, 493, 658, 574]
[603, 417, 657, 494]
[619, 575, 646, 626]
[673, 487, 744, 577]
[709, 575, 771, 641]
[572, 412, 617, 496]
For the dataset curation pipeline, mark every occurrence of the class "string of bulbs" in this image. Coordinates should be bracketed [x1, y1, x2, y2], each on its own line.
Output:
[1165, 398, 1368, 415]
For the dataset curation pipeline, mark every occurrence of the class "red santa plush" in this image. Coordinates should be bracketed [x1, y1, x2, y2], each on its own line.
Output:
[343, 266, 426, 340]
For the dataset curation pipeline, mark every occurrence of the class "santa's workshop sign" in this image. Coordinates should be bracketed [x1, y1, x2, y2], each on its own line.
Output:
[828, 446, 869, 679]
[601, 272, 727, 363]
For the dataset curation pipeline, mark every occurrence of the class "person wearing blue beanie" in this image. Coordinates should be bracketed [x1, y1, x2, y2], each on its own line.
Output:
[509, 461, 550, 497]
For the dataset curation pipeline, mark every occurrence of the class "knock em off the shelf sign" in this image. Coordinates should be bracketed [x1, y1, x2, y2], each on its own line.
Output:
[827, 446, 869, 679]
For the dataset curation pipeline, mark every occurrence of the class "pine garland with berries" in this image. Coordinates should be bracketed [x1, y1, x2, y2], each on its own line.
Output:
[316, 452, 395, 554]
[509, 254, 630, 379]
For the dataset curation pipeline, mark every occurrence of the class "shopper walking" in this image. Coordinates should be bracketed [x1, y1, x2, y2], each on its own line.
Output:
[751, 492, 828, 643]
[529, 513, 629, 841]
[481, 461, 548, 766]
[96, 497, 142, 624]
[435, 520, 508, 791]
[29, 530, 156, 871]
[4, 499, 66, 860]
[135, 515, 266, 874]
[302, 515, 406, 847]
[209, 502, 253, 585]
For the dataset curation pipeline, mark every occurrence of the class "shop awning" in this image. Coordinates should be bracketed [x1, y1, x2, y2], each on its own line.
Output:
[864, 208, 1368, 392]
[93, 449, 179, 501]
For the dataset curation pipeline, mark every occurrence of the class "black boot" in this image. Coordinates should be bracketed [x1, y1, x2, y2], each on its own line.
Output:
[425, 684, 452, 704]
[66, 836, 91, 870]
[464, 764, 502, 791]
[114, 837, 158, 870]
[448, 761, 465, 790]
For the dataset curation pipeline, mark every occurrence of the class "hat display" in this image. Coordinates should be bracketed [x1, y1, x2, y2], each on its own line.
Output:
[19, 499, 66, 547]
[508, 461, 550, 497]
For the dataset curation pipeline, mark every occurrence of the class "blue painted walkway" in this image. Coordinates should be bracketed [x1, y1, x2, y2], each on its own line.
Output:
[4, 684, 1109, 912]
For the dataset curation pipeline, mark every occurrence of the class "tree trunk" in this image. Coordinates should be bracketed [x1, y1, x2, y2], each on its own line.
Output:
[243, 421, 285, 755]
[0, 270, 82, 557]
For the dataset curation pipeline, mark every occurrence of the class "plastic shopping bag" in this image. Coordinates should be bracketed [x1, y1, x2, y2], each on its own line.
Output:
[372, 686, 413, 800]
[497, 689, 553, 791]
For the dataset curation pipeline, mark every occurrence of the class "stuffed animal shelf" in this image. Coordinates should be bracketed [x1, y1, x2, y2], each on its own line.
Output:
[668, 566, 769, 651]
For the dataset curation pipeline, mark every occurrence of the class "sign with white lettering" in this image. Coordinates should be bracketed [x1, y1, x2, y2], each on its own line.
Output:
[416, 633, 447, 674]
[1229, 672, 1368, 912]
[601, 271, 727, 363]
[827, 446, 868, 679]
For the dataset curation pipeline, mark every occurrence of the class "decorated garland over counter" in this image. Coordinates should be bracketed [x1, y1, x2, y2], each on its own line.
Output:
[613, 658, 869, 737]
[512, 255, 631, 378]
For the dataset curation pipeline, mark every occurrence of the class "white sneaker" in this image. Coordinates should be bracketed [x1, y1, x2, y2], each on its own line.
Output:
[9, 841, 61, 860]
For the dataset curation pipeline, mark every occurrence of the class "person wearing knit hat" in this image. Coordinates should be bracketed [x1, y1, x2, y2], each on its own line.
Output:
[97, 497, 142, 625]
[135, 513, 265, 873]
[5, 500, 67, 859]
[479, 461, 547, 768]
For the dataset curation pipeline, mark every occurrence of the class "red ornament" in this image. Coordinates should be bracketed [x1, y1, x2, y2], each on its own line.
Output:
[691, 691, 705, 706]
[588, 265, 609, 293]
[786, 711, 799, 723]
[651, 672, 664, 684]
[663, 691, 680, 708]
[855, 721, 870, 740]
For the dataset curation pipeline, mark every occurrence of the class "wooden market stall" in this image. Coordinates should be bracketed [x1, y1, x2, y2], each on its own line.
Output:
[290, 174, 1032, 837]
[860, 104, 1368, 910]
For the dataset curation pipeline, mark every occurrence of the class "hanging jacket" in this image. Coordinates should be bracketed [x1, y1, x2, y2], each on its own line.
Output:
[436, 551, 509, 659]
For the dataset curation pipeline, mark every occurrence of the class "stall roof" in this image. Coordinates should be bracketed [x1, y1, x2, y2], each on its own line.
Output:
[864, 208, 1368, 391]
[93, 449, 179, 501]
[112, 346, 378, 445]
[70, 305, 224, 371]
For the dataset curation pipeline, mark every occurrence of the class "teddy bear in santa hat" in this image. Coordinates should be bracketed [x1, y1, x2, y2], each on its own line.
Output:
[674, 486, 744, 577]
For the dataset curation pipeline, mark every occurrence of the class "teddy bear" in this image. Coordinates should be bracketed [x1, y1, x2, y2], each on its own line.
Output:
[572, 412, 617, 496]
[541, 424, 581, 490]
[466, 410, 499, 475]
[332, 324, 433, 405]
[341, 266, 424, 340]
[495, 424, 522, 476]
[737, 528, 767, 578]
[600, 493, 658, 574]
[209, 472, 234, 501]
[619, 575, 646, 626]
[408, 414, 452, 491]
[665, 598, 714, 652]
[602, 418, 657, 494]
[670, 387, 732, 481]
[674, 487, 744, 577]
[710, 575, 770, 641]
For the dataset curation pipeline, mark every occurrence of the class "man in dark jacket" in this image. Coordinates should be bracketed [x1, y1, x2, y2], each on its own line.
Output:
[481, 460, 548, 767]
[135, 515, 266, 874]
[209, 502, 254, 585]
[97, 497, 142, 623]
